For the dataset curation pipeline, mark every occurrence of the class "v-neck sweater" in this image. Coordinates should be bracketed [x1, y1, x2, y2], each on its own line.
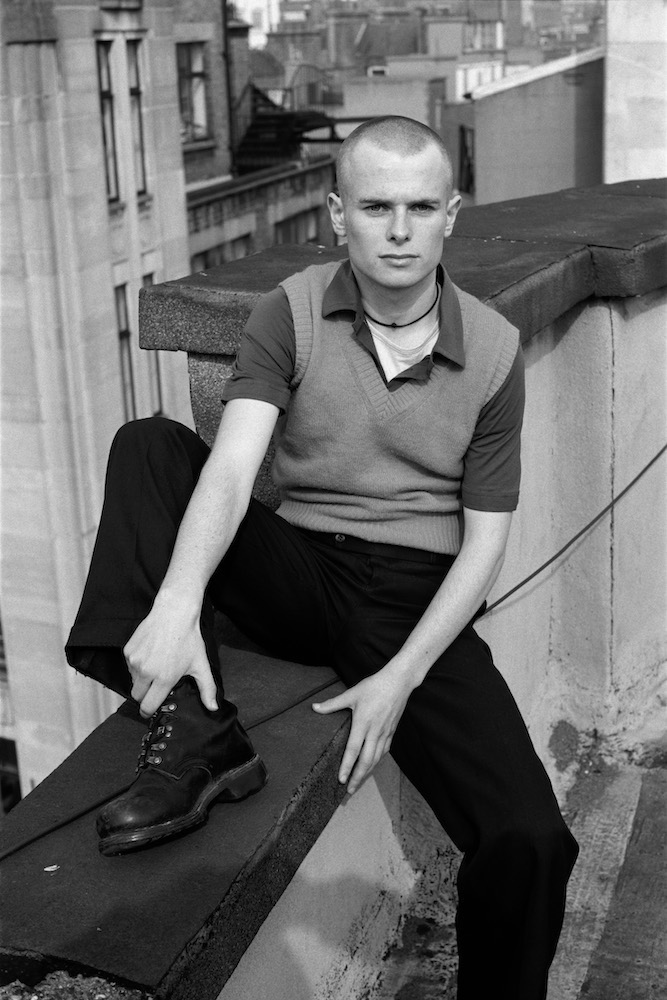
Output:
[272, 261, 520, 555]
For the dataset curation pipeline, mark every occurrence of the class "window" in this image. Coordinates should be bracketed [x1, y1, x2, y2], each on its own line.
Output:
[127, 40, 147, 195]
[458, 125, 475, 196]
[274, 209, 319, 246]
[0, 739, 21, 816]
[115, 285, 136, 422]
[97, 41, 120, 201]
[177, 43, 210, 143]
[0, 613, 20, 815]
[142, 274, 163, 415]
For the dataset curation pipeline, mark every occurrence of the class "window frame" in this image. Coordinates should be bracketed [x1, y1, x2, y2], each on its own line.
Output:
[127, 39, 147, 196]
[97, 40, 120, 202]
[142, 274, 164, 415]
[115, 284, 137, 422]
[176, 42, 211, 145]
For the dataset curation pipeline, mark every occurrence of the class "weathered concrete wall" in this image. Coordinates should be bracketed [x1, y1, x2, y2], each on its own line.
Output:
[605, 291, 667, 749]
[604, 0, 667, 184]
[476, 288, 667, 798]
[218, 758, 415, 1000]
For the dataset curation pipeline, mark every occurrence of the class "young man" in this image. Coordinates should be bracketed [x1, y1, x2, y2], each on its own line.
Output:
[67, 117, 577, 999]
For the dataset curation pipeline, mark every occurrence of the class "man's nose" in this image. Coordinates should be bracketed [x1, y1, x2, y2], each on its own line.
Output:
[388, 209, 411, 242]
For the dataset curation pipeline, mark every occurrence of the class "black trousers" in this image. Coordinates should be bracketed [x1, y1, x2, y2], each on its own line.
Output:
[67, 417, 578, 1000]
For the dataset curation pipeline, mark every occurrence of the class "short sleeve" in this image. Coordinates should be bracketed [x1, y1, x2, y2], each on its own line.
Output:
[461, 345, 525, 511]
[221, 287, 296, 412]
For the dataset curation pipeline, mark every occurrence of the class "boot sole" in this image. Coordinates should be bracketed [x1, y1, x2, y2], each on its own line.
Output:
[98, 754, 268, 857]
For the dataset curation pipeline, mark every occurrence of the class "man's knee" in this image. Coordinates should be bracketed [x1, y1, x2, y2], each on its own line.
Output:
[109, 417, 208, 472]
[111, 415, 186, 451]
[489, 812, 578, 884]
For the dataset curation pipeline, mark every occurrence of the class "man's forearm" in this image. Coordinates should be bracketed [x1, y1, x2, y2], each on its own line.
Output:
[154, 399, 280, 612]
[156, 461, 251, 610]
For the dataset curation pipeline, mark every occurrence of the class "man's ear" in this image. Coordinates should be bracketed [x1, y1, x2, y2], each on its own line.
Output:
[327, 192, 346, 238]
[444, 193, 462, 238]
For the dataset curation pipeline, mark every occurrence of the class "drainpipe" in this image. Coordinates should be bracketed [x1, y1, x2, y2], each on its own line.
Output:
[221, 1, 236, 174]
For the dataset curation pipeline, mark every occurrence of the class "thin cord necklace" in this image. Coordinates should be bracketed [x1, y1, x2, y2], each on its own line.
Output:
[364, 284, 439, 330]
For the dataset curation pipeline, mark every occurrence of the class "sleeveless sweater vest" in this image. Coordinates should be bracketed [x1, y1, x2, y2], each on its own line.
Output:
[273, 261, 519, 554]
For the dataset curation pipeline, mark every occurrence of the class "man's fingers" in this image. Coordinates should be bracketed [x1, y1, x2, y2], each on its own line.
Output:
[312, 692, 352, 715]
[130, 676, 149, 706]
[138, 681, 171, 720]
[341, 719, 386, 789]
[339, 726, 365, 785]
[346, 739, 379, 794]
[192, 663, 219, 712]
[346, 729, 395, 794]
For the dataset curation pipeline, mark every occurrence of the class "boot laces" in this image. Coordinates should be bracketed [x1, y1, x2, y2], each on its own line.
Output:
[136, 695, 177, 772]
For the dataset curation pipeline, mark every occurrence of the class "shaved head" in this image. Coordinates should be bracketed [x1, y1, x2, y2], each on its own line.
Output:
[336, 117, 454, 202]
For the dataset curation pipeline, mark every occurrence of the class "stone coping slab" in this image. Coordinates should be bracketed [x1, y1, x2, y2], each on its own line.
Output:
[0, 648, 347, 999]
[139, 180, 667, 356]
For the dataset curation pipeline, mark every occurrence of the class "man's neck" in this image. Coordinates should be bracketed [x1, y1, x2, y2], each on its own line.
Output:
[353, 268, 439, 328]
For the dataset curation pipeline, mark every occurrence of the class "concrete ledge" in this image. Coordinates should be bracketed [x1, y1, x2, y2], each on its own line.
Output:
[139, 244, 346, 356]
[0, 644, 348, 998]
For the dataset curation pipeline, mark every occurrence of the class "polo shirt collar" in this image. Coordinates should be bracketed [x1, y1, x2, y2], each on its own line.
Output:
[321, 258, 465, 368]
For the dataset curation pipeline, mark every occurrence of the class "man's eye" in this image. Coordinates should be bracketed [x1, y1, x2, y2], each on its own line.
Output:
[366, 204, 387, 213]
[412, 204, 435, 213]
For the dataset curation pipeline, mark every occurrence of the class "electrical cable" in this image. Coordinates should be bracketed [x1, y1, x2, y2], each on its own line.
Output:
[1, 443, 664, 864]
[484, 442, 667, 615]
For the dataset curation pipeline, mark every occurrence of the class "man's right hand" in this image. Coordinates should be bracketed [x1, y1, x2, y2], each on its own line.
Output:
[122, 593, 218, 718]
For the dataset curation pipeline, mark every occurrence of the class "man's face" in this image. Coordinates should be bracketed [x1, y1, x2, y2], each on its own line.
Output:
[327, 138, 461, 298]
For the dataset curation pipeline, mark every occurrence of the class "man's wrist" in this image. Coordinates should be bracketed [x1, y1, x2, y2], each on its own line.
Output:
[153, 583, 204, 617]
[383, 654, 429, 694]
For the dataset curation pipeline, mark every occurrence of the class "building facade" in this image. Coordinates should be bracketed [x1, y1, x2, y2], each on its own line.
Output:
[1, 0, 335, 803]
[2, 0, 194, 804]
[603, 0, 667, 183]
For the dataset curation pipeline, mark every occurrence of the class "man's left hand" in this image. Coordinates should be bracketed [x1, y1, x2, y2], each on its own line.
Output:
[312, 668, 414, 794]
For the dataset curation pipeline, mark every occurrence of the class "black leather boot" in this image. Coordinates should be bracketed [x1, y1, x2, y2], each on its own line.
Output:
[96, 678, 267, 856]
